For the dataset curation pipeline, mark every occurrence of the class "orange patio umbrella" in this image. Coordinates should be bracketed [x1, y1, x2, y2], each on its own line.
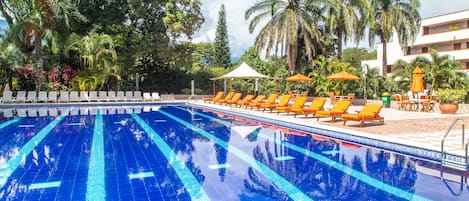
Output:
[286, 73, 312, 82]
[327, 71, 360, 96]
[411, 66, 424, 94]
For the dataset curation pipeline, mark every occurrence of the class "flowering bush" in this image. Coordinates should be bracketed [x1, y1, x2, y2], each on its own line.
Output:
[16, 65, 37, 90]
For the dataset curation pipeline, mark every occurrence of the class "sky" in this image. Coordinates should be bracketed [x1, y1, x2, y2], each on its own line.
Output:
[192, 0, 469, 59]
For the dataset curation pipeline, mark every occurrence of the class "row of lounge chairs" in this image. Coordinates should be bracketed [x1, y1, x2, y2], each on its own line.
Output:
[203, 91, 384, 127]
[0, 91, 161, 103]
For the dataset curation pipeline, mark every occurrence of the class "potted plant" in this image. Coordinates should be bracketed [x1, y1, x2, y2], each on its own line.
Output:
[434, 89, 467, 114]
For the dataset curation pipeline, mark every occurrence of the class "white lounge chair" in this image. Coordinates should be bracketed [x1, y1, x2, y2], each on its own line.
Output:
[98, 91, 108, 102]
[117, 91, 126, 102]
[79, 91, 88, 102]
[143, 92, 152, 101]
[37, 91, 48, 102]
[69, 91, 79, 102]
[132, 91, 142, 101]
[26, 91, 37, 103]
[59, 91, 69, 102]
[27, 108, 38, 117]
[125, 91, 133, 101]
[16, 91, 26, 103]
[89, 91, 99, 102]
[107, 91, 117, 102]
[48, 91, 58, 102]
[151, 92, 161, 101]
[2, 91, 14, 103]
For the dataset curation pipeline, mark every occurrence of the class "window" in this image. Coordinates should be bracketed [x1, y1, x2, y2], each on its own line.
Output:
[466, 42, 469, 49]
[406, 47, 411, 55]
[422, 47, 428, 53]
[454, 43, 461, 50]
[423, 27, 429, 35]
[466, 62, 469, 69]
[386, 65, 392, 73]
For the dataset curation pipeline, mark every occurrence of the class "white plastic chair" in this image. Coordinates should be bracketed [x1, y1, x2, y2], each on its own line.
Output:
[151, 92, 161, 101]
[16, 91, 26, 103]
[107, 91, 117, 102]
[59, 91, 69, 102]
[37, 91, 48, 102]
[132, 91, 142, 101]
[89, 91, 99, 102]
[79, 91, 89, 102]
[98, 91, 108, 102]
[125, 91, 133, 101]
[117, 91, 126, 101]
[143, 92, 152, 101]
[2, 91, 14, 103]
[26, 91, 37, 103]
[48, 91, 58, 102]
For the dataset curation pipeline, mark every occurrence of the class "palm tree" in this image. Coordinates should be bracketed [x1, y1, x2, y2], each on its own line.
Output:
[367, 0, 421, 75]
[392, 56, 429, 93]
[245, 0, 325, 73]
[424, 49, 467, 93]
[6, 0, 85, 91]
[324, 0, 366, 59]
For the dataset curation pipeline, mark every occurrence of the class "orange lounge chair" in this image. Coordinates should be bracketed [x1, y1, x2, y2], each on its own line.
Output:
[315, 100, 351, 122]
[249, 94, 277, 110]
[233, 94, 254, 107]
[291, 97, 326, 117]
[215, 91, 235, 104]
[241, 95, 266, 108]
[260, 94, 292, 112]
[275, 96, 307, 114]
[342, 104, 384, 127]
[203, 91, 224, 103]
[220, 92, 242, 105]
[225, 93, 245, 106]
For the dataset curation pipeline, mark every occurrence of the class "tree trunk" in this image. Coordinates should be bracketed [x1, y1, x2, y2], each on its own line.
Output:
[287, 43, 298, 73]
[35, 31, 43, 92]
[381, 34, 387, 76]
[337, 27, 343, 60]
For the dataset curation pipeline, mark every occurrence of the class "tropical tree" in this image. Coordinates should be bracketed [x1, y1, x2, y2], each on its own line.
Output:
[65, 32, 119, 90]
[245, 0, 325, 73]
[392, 56, 429, 93]
[0, 38, 20, 90]
[324, 0, 366, 59]
[423, 49, 467, 92]
[4, 0, 86, 90]
[214, 4, 231, 68]
[367, 0, 421, 75]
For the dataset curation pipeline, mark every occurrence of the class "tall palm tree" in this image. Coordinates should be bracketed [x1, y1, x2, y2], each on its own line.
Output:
[367, 0, 421, 75]
[324, 0, 366, 59]
[245, 0, 325, 73]
[6, 0, 85, 91]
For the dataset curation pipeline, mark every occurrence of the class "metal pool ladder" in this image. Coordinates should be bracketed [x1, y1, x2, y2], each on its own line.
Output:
[440, 118, 468, 195]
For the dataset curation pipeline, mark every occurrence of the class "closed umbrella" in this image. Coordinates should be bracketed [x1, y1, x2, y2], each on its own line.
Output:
[411, 66, 424, 94]
[411, 66, 425, 111]
[327, 71, 360, 96]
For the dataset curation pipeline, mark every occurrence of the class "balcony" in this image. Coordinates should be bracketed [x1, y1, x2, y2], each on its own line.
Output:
[413, 28, 469, 46]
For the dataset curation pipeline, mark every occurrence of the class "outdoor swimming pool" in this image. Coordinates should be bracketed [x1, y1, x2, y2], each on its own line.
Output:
[0, 104, 467, 201]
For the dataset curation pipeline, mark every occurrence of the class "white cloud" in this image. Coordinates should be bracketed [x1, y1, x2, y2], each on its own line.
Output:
[193, 0, 258, 58]
[194, 0, 469, 57]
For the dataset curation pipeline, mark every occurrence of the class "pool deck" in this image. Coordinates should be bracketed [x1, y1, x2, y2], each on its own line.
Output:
[191, 100, 469, 159]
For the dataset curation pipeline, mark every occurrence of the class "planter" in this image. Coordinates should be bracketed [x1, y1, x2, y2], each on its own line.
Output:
[439, 103, 459, 114]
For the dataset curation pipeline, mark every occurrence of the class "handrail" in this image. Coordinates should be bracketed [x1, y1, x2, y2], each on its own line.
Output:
[440, 118, 467, 196]
[441, 118, 465, 162]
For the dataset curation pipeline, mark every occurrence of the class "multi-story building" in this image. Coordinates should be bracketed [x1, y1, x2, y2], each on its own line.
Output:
[362, 9, 469, 75]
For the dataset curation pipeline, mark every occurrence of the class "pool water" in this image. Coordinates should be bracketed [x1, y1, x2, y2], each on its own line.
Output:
[0, 105, 468, 201]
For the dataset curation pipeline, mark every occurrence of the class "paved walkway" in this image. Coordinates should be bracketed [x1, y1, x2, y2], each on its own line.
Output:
[192, 100, 469, 157]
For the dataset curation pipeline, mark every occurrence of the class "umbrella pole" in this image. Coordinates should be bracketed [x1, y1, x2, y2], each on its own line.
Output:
[275, 80, 278, 95]
[230, 79, 233, 92]
[341, 80, 344, 96]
